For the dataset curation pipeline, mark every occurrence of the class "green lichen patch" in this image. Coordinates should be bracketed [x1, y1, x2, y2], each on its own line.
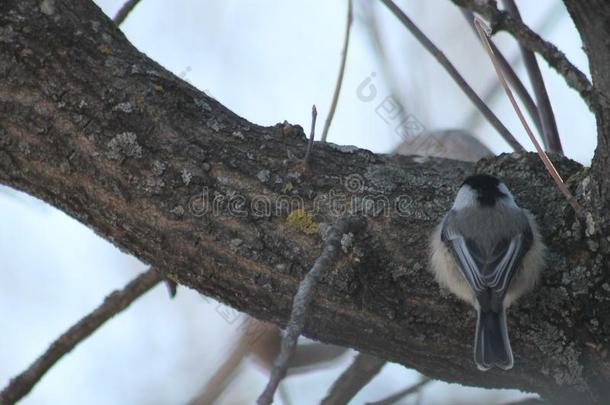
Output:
[286, 208, 318, 235]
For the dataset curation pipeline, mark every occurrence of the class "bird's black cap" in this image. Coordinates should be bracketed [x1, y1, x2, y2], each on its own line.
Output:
[462, 174, 507, 206]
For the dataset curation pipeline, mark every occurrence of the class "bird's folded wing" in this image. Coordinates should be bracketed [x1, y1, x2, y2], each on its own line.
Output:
[441, 219, 532, 298]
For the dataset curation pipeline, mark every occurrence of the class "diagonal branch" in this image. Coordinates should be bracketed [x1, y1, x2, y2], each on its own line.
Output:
[113, 0, 144, 25]
[473, 18, 585, 218]
[320, 353, 386, 405]
[379, 0, 525, 152]
[257, 217, 367, 405]
[501, 0, 562, 155]
[450, 0, 597, 112]
[462, 3, 564, 133]
[365, 377, 432, 405]
[0, 269, 161, 404]
[460, 9, 543, 141]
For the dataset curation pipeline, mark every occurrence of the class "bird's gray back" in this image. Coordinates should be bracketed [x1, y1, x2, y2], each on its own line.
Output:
[444, 205, 530, 251]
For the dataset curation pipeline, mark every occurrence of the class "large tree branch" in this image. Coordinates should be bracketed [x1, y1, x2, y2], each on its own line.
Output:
[0, 1, 609, 403]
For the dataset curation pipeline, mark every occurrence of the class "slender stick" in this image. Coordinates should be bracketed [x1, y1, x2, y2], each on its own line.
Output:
[365, 377, 432, 405]
[379, 0, 524, 152]
[502, 0, 562, 155]
[361, 1, 404, 119]
[321, 0, 353, 143]
[113, 0, 143, 26]
[320, 353, 386, 405]
[462, 3, 564, 132]
[304, 105, 318, 166]
[0, 269, 161, 404]
[460, 9, 543, 139]
[473, 18, 585, 218]
[257, 217, 367, 405]
[451, 0, 596, 112]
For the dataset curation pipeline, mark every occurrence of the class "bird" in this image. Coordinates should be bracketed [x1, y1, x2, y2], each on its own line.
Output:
[429, 174, 545, 370]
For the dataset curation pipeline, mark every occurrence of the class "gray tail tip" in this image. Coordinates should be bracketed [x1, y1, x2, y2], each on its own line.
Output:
[474, 309, 514, 371]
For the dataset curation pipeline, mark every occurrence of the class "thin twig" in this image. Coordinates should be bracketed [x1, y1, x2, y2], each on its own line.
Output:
[365, 377, 432, 405]
[474, 18, 585, 218]
[164, 278, 178, 298]
[379, 0, 525, 152]
[321, 0, 353, 143]
[501, 0, 562, 155]
[113, 0, 143, 26]
[320, 353, 386, 405]
[304, 105, 318, 166]
[451, 0, 597, 112]
[257, 216, 367, 405]
[361, 1, 404, 118]
[463, 3, 564, 132]
[0, 269, 161, 404]
[461, 9, 543, 139]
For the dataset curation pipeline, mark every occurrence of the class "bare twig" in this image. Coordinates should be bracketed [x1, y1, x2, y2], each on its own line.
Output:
[502, 0, 562, 155]
[461, 9, 543, 138]
[463, 3, 564, 132]
[365, 377, 432, 405]
[304, 105, 318, 166]
[113, 0, 143, 26]
[320, 0, 353, 143]
[0, 269, 161, 404]
[379, 0, 525, 152]
[190, 333, 254, 405]
[474, 18, 585, 218]
[164, 278, 178, 298]
[451, 0, 597, 112]
[320, 353, 386, 405]
[256, 216, 367, 405]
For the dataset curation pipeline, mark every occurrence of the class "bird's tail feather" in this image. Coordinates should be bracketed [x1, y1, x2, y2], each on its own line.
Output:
[474, 308, 513, 370]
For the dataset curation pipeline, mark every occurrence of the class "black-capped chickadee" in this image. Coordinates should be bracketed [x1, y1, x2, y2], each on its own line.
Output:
[430, 174, 544, 370]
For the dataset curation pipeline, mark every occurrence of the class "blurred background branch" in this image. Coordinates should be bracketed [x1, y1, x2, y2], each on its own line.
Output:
[320, 0, 353, 143]
[502, 0, 562, 154]
[321, 353, 386, 405]
[113, 0, 143, 25]
[0, 269, 161, 404]
[379, 0, 525, 151]
[366, 376, 432, 405]
[449, 0, 597, 111]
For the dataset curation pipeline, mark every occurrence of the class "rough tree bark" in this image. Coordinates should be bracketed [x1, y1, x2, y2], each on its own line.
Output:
[0, 0, 609, 403]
